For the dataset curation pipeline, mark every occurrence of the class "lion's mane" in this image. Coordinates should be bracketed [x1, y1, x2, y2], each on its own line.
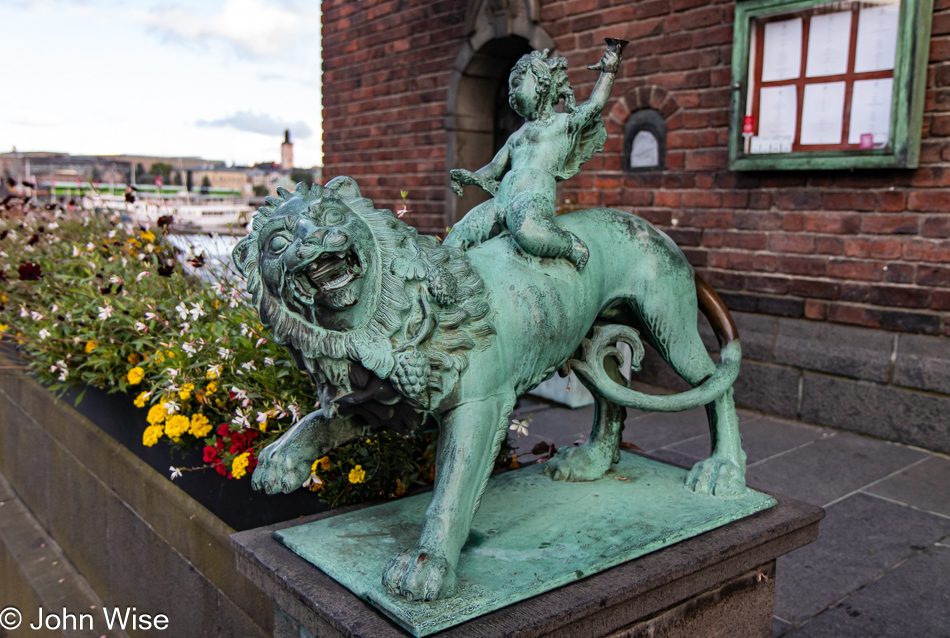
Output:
[234, 180, 495, 413]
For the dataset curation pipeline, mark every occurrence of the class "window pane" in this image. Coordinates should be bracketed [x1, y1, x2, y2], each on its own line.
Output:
[630, 130, 659, 167]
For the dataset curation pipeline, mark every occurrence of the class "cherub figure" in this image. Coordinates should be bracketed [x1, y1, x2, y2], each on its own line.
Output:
[446, 41, 625, 269]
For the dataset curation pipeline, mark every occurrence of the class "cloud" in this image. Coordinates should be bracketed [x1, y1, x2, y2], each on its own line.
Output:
[138, 0, 318, 58]
[196, 110, 312, 139]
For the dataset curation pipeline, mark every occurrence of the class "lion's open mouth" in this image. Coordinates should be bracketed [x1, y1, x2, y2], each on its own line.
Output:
[302, 248, 363, 295]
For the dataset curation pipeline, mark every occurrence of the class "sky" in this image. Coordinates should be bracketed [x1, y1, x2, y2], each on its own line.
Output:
[0, 0, 323, 167]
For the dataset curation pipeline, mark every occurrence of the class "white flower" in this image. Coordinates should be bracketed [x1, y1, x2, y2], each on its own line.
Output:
[30, 311, 44, 321]
[207, 364, 222, 377]
[162, 400, 180, 414]
[231, 408, 250, 428]
[19, 306, 29, 318]
[86, 242, 95, 251]
[174, 302, 188, 320]
[239, 323, 249, 336]
[302, 475, 324, 489]
[107, 229, 116, 238]
[97, 305, 114, 320]
[109, 276, 122, 284]
[230, 386, 247, 400]
[509, 417, 531, 437]
[136, 271, 150, 282]
[58, 368, 68, 382]
[72, 245, 80, 257]
[87, 261, 96, 269]
[256, 411, 269, 424]
[289, 403, 302, 423]
[217, 348, 231, 359]
[137, 253, 146, 261]
[50, 304, 58, 313]
[169, 466, 182, 480]
[134, 321, 148, 332]
[48, 222, 59, 230]
[263, 357, 275, 366]
[255, 337, 267, 348]
[241, 360, 257, 372]
[145, 312, 158, 321]
[188, 303, 206, 320]
[38, 328, 51, 340]
[181, 343, 197, 356]
[166, 368, 179, 379]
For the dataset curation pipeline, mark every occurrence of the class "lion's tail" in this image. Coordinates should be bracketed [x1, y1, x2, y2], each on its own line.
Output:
[570, 273, 741, 412]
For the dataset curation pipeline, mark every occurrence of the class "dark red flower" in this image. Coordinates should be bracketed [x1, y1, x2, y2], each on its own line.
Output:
[203, 446, 218, 463]
[157, 215, 173, 228]
[215, 463, 227, 476]
[18, 262, 42, 280]
[157, 260, 175, 277]
[217, 423, 230, 437]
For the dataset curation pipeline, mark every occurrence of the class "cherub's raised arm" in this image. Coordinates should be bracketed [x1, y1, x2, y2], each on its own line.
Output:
[450, 140, 511, 197]
[572, 49, 621, 124]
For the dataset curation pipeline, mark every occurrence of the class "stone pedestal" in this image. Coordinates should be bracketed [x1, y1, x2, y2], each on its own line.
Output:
[232, 479, 822, 638]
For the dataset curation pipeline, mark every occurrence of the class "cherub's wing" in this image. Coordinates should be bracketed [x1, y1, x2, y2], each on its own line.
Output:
[555, 116, 607, 181]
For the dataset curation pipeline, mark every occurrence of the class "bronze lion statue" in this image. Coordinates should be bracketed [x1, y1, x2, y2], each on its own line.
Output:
[232, 177, 745, 602]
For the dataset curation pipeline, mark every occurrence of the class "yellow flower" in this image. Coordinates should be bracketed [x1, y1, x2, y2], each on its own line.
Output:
[319, 456, 331, 471]
[179, 382, 195, 400]
[128, 352, 141, 365]
[308, 476, 325, 491]
[142, 424, 163, 447]
[189, 413, 212, 437]
[146, 404, 167, 425]
[84, 340, 98, 353]
[206, 365, 220, 379]
[310, 459, 322, 474]
[140, 230, 156, 242]
[164, 414, 190, 440]
[127, 366, 145, 385]
[133, 391, 151, 408]
[153, 351, 165, 364]
[232, 452, 250, 479]
[206, 381, 218, 394]
[348, 465, 366, 484]
[166, 350, 175, 358]
[0, 323, 8, 333]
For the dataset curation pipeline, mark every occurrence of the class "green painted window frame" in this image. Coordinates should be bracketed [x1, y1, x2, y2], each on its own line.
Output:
[728, 0, 933, 171]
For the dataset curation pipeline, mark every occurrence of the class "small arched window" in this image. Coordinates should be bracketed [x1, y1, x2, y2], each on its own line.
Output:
[623, 109, 667, 172]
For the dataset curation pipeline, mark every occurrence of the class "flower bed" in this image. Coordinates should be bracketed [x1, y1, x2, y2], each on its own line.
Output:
[0, 199, 515, 512]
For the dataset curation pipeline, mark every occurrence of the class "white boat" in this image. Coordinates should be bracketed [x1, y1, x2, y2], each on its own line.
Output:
[82, 191, 253, 231]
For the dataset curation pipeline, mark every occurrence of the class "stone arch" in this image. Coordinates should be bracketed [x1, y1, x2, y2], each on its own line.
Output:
[607, 85, 683, 136]
[444, 0, 555, 226]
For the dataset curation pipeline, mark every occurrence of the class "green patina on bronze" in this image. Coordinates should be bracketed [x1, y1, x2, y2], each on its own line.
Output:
[276, 453, 776, 637]
[233, 41, 759, 605]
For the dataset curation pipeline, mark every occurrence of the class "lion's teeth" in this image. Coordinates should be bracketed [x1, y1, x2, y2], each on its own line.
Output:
[321, 271, 353, 291]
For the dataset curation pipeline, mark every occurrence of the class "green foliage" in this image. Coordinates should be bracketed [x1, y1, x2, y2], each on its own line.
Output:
[0, 207, 517, 506]
[289, 168, 314, 186]
[252, 184, 269, 197]
[151, 162, 174, 182]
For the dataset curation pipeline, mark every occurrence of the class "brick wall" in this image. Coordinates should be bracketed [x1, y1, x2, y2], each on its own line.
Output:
[321, 0, 950, 336]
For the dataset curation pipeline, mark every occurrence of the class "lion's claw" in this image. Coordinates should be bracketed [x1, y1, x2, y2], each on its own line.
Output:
[251, 443, 311, 495]
[543, 444, 613, 482]
[686, 456, 746, 497]
[382, 548, 458, 601]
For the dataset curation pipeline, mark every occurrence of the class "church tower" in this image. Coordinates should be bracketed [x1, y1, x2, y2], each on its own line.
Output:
[280, 130, 293, 170]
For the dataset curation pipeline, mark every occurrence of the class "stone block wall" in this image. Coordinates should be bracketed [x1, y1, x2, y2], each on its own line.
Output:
[0, 365, 271, 638]
[638, 312, 950, 454]
[320, 0, 950, 338]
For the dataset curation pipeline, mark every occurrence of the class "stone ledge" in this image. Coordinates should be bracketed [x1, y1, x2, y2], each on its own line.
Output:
[232, 493, 822, 637]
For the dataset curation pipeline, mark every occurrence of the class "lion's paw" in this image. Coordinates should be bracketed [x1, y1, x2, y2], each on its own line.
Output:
[542, 444, 612, 482]
[251, 442, 312, 495]
[686, 457, 747, 497]
[382, 548, 458, 601]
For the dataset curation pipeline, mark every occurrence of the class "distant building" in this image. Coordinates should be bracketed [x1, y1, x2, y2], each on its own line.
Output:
[281, 130, 294, 170]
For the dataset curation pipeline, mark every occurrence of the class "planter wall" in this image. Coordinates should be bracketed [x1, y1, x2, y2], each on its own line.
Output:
[0, 360, 274, 637]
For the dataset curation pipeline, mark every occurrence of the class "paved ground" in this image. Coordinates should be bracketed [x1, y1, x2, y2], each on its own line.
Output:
[511, 389, 950, 638]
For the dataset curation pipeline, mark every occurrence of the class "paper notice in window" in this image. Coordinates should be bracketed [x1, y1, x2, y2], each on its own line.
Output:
[758, 85, 798, 138]
[806, 12, 852, 77]
[848, 78, 893, 146]
[762, 18, 803, 82]
[854, 4, 900, 73]
[800, 81, 845, 145]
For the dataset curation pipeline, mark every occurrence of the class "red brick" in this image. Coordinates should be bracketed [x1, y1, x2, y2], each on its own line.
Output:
[903, 240, 950, 263]
[876, 191, 907, 212]
[769, 233, 815, 253]
[923, 216, 950, 238]
[843, 238, 903, 260]
[821, 191, 877, 212]
[747, 276, 790, 294]
[804, 213, 861, 234]
[828, 259, 885, 281]
[917, 265, 950, 287]
[654, 191, 681, 208]
[804, 300, 828, 319]
[827, 304, 883, 328]
[681, 191, 721, 207]
[774, 189, 821, 210]
[933, 290, 950, 310]
[779, 255, 827, 276]
[861, 214, 920, 235]
[789, 278, 841, 299]
[869, 285, 931, 308]
[815, 236, 844, 255]
[908, 191, 950, 212]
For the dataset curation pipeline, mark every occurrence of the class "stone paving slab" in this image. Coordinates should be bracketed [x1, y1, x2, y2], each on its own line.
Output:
[865, 455, 950, 517]
[772, 492, 950, 627]
[743, 432, 927, 507]
[782, 542, 950, 638]
[670, 416, 833, 465]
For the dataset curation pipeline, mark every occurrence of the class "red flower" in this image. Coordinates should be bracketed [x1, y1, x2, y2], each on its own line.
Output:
[202, 446, 218, 463]
[217, 423, 230, 437]
[215, 464, 228, 476]
[18, 262, 42, 280]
